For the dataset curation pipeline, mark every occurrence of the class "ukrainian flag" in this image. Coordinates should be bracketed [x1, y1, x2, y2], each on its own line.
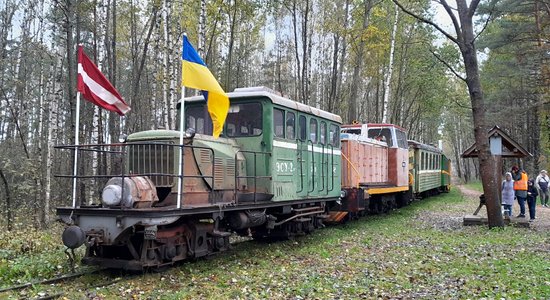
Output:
[182, 35, 229, 138]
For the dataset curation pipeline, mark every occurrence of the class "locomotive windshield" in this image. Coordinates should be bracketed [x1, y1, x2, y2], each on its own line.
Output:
[186, 105, 213, 135]
[185, 102, 263, 137]
[225, 102, 263, 137]
[367, 128, 393, 146]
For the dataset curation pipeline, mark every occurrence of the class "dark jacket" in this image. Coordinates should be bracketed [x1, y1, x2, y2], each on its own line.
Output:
[527, 184, 538, 200]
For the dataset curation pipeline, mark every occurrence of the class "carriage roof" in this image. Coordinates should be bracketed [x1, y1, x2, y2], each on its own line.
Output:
[183, 86, 342, 124]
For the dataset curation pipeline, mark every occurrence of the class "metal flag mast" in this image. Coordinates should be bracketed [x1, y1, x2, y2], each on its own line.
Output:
[72, 91, 81, 208]
[176, 34, 187, 209]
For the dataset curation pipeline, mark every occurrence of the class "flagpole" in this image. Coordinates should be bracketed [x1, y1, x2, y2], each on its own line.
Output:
[176, 34, 187, 209]
[176, 85, 185, 209]
[72, 92, 82, 208]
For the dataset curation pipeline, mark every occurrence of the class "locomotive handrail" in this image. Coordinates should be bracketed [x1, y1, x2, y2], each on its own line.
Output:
[319, 144, 325, 193]
[54, 141, 216, 208]
[234, 150, 272, 204]
[296, 139, 304, 193]
[327, 144, 335, 192]
[307, 140, 315, 194]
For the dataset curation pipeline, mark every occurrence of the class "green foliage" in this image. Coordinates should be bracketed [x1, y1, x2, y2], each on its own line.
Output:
[3, 190, 548, 298]
[0, 224, 85, 288]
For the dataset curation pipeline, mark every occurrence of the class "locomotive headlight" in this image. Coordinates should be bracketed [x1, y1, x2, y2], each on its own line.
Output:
[340, 190, 347, 199]
[102, 184, 122, 206]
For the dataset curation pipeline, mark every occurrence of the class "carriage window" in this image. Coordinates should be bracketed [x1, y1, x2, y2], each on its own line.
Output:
[329, 124, 340, 147]
[299, 115, 307, 141]
[225, 102, 263, 137]
[420, 152, 426, 170]
[286, 112, 295, 140]
[309, 119, 318, 143]
[185, 105, 212, 135]
[274, 108, 284, 138]
[431, 154, 434, 169]
[320, 122, 327, 145]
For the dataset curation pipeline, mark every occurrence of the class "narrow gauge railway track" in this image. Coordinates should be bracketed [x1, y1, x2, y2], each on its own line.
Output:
[0, 236, 255, 298]
[0, 268, 104, 295]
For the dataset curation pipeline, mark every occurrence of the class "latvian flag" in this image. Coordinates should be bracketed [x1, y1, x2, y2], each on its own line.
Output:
[77, 45, 130, 115]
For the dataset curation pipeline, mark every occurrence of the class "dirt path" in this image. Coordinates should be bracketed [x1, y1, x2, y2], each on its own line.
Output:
[456, 185, 550, 231]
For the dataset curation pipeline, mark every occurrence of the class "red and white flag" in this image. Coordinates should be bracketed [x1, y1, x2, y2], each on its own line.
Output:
[77, 45, 130, 115]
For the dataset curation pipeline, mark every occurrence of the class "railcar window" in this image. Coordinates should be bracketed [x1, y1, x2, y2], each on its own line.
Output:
[299, 115, 307, 141]
[286, 112, 295, 140]
[396, 130, 408, 149]
[320, 122, 327, 145]
[341, 128, 361, 135]
[185, 105, 213, 135]
[367, 128, 393, 147]
[274, 108, 284, 138]
[329, 124, 340, 147]
[309, 118, 318, 143]
[422, 152, 426, 170]
[225, 103, 263, 137]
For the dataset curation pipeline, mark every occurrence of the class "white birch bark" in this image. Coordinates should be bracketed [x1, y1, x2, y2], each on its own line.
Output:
[162, 0, 170, 129]
[198, 0, 206, 58]
[381, 4, 399, 124]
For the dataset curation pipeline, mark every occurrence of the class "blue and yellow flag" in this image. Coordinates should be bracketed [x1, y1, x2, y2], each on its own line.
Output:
[182, 35, 229, 138]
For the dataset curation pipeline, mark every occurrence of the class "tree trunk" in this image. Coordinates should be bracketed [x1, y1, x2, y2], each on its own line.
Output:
[348, 0, 373, 123]
[0, 167, 11, 231]
[382, 3, 399, 123]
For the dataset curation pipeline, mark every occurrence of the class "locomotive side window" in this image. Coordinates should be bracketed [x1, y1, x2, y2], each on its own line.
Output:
[298, 115, 307, 141]
[396, 130, 408, 149]
[320, 121, 327, 145]
[225, 102, 263, 137]
[329, 124, 340, 147]
[185, 105, 213, 135]
[286, 112, 295, 140]
[274, 108, 284, 138]
[309, 118, 318, 143]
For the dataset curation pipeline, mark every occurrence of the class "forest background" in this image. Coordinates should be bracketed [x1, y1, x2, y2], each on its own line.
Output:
[0, 0, 548, 229]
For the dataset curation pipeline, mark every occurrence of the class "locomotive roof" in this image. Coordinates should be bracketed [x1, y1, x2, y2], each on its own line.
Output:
[342, 123, 406, 131]
[183, 86, 342, 124]
[408, 140, 443, 153]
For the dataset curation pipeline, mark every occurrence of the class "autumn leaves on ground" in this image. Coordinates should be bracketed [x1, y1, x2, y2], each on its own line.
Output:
[1, 189, 549, 299]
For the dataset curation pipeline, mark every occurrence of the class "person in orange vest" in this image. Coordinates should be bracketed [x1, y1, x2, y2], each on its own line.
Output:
[511, 165, 528, 218]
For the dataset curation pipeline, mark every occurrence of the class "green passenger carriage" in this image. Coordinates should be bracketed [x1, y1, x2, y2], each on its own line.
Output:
[184, 87, 342, 203]
[408, 140, 449, 196]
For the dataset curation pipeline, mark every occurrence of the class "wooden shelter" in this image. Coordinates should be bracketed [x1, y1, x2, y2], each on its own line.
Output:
[461, 126, 531, 227]
[461, 126, 532, 159]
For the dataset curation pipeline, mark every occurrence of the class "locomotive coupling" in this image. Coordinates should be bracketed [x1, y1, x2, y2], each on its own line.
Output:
[62, 225, 86, 249]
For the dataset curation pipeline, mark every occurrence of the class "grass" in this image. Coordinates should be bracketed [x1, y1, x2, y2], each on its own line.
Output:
[464, 180, 483, 192]
[1, 190, 549, 299]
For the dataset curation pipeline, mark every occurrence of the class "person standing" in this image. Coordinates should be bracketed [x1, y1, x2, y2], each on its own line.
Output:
[535, 170, 549, 207]
[511, 166, 528, 218]
[501, 172, 515, 218]
[526, 179, 538, 222]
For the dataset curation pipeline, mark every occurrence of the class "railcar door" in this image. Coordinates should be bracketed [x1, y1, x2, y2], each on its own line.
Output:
[296, 115, 310, 197]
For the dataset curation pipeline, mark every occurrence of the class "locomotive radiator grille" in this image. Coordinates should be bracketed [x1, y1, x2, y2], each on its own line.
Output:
[128, 142, 175, 187]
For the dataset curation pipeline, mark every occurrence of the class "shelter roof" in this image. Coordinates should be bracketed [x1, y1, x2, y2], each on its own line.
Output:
[461, 126, 532, 158]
